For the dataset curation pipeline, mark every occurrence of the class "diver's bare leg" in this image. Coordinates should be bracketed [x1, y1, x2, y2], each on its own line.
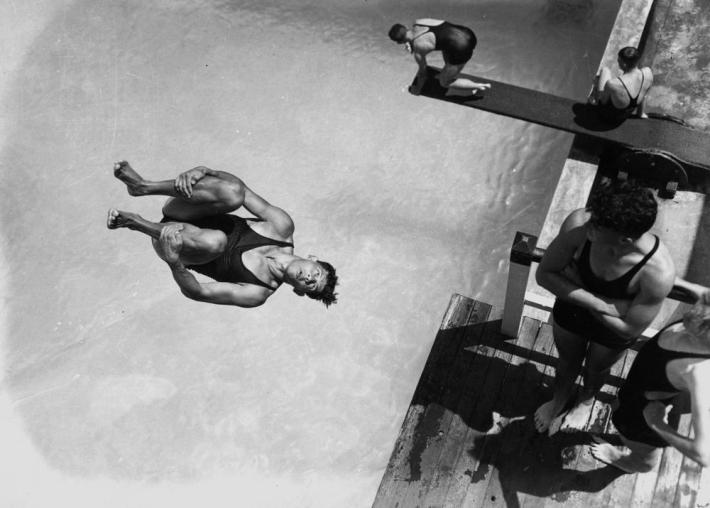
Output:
[113, 161, 245, 219]
[107, 209, 226, 264]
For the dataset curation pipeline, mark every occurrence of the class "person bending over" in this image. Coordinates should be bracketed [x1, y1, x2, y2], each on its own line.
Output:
[534, 181, 675, 434]
[590, 296, 710, 472]
[388, 18, 490, 96]
[588, 46, 653, 124]
[107, 161, 338, 308]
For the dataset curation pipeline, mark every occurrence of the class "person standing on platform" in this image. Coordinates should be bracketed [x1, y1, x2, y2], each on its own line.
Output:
[534, 181, 675, 435]
[590, 294, 710, 472]
[107, 161, 338, 308]
[388, 19, 491, 96]
[588, 46, 653, 124]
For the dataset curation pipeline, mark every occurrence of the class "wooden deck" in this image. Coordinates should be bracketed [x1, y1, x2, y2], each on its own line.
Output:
[374, 294, 708, 508]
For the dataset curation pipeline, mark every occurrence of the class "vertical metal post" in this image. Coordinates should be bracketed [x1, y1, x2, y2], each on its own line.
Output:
[501, 232, 538, 338]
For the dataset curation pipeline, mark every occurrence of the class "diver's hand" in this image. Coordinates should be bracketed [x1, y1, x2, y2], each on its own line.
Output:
[175, 166, 209, 199]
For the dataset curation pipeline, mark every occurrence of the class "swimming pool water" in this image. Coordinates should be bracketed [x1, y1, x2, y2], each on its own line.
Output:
[0, 0, 620, 506]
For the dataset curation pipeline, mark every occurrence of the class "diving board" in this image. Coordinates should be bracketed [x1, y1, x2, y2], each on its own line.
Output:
[414, 67, 710, 173]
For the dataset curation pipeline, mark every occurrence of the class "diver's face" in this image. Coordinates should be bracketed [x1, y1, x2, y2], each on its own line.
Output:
[286, 257, 326, 294]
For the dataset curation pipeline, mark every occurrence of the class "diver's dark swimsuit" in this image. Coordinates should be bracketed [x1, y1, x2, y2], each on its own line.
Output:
[612, 321, 710, 447]
[413, 21, 477, 65]
[598, 70, 645, 124]
[162, 214, 293, 289]
[552, 235, 660, 349]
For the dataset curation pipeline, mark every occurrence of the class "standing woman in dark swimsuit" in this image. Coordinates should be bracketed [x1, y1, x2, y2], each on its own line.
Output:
[107, 161, 338, 308]
[388, 18, 491, 96]
[534, 181, 676, 435]
[588, 46, 653, 124]
[591, 291, 710, 472]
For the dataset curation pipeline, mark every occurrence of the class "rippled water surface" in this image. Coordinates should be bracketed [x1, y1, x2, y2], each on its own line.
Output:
[0, 0, 619, 506]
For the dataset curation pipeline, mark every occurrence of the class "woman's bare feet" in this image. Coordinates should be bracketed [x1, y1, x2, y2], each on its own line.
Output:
[113, 160, 147, 196]
[589, 436, 654, 473]
[107, 208, 138, 229]
[534, 399, 560, 434]
[559, 398, 593, 432]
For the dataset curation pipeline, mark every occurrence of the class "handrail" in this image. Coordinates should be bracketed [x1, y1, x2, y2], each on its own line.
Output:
[501, 231, 697, 337]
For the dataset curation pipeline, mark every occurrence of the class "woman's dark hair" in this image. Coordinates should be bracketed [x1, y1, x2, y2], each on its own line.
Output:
[388, 24, 407, 43]
[618, 46, 641, 69]
[306, 260, 339, 308]
[587, 180, 657, 238]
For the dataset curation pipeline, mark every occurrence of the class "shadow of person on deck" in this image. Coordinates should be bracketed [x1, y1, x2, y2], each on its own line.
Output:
[466, 419, 624, 508]
[400, 319, 625, 506]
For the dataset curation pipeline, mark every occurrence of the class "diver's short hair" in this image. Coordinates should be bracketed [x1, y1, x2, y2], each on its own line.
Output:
[587, 180, 657, 238]
[306, 260, 339, 308]
[388, 24, 407, 43]
[618, 46, 641, 68]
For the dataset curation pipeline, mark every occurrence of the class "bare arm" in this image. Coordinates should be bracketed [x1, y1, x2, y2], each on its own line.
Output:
[645, 367, 710, 466]
[536, 210, 625, 317]
[169, 262, 270, 307]
[413, 50, 428, 75]
[590, 267, 674, 339]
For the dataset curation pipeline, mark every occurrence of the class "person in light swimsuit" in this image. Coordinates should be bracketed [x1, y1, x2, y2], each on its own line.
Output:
[107, 161, 338, 308]
[588, 46, 653, 124]
[534, 181, 675, 435]
[388, 18, 491, 96]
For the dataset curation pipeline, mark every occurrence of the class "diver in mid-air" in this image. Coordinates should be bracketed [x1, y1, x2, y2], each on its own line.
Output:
[108, 161, 338, 308]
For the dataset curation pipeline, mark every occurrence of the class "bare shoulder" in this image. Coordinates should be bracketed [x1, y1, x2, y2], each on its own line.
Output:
[560, 208, 590, 234]
[641, 238, 676, 296]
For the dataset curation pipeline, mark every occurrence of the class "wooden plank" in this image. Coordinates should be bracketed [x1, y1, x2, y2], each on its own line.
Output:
[414, 67, 710, 172]
[675, 427, 703, 508]
[448, 323, 558, 508]
[373, 295, 481, 506]
[651, 414, 692, 507]
[411, 317, 509, 507]
[394, 304, 494, 507]
[416, 316, 529, 506]
[373, 295, 491, 508]
[595, 349, 640, 508]
[468, 317, 545, 508]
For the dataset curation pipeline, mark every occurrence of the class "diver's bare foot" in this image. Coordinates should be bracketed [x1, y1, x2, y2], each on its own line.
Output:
[534, 400, 560, 434]
[107, 208, 137, 229]
[560, 399, 593, 432]
[113, 160, 147, 196]
[590, 436, 648, 473]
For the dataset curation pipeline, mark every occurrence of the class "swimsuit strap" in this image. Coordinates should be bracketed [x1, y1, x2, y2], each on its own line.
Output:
[618, 69, 645, 102]
[623, 234, 659, 281]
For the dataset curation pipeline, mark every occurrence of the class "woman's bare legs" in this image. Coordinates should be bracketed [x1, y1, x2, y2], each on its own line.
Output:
[534, 322, 588, 434]
[113, 161, 245, 221]
[438, 63, 491, 96]
[560, 341, 625, 431]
